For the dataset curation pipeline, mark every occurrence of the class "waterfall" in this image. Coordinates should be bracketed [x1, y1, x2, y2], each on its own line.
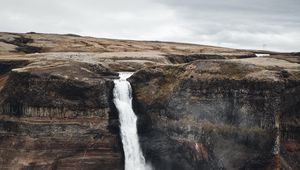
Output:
[113, 72, 151, 170]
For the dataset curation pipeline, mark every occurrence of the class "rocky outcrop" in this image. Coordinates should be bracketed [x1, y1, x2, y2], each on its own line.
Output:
[0, 60, 123, 169]
[165, 53, 256, 64]
[129, 58, 300, 170]
[0, 34, 42, 54]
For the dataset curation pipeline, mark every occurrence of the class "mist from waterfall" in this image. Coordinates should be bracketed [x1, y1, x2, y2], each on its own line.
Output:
[113, 72, 151, 170]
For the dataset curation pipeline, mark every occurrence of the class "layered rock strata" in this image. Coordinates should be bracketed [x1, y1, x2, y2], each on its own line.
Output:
[130, 59, 300, 170]
[0, 60, 123, 169]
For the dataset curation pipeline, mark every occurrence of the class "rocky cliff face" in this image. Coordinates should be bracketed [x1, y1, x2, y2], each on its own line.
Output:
[0, 59, 123, 169]
[129, 58, 300, 170]
[0, 32, 299, 170]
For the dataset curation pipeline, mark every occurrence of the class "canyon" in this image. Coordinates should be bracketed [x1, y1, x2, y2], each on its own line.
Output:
[0, 32, 299, 169]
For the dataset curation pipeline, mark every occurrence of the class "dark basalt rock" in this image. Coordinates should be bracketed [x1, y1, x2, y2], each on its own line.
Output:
[0, 35, 43, 54]
[165, 53, 256, 64]
[0, 60, 30, 75]
[130, 60, 300, 170]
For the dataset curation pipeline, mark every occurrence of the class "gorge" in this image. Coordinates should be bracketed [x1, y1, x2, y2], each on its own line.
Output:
[0, 32, 299, 170]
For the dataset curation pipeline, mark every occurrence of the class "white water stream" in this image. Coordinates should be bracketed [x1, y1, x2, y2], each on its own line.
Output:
[113, 72, 151, 170]
[255, 53, 270, 57]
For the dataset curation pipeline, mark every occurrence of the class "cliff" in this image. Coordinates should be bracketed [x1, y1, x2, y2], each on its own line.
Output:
[0, 58, 124, 169]
[129, 57, 300, 170]
[0, 32, 299, 169]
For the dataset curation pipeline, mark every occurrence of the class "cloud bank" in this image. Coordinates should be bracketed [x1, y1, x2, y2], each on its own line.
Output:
[0, 0, 299, 52]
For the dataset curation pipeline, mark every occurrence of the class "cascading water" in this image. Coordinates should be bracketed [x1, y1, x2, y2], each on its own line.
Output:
[113, 72, 151, 170]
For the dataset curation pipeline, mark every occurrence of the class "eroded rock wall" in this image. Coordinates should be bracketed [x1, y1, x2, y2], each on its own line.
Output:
[130, 60, 300, 170]
[0, 60, 123, 169]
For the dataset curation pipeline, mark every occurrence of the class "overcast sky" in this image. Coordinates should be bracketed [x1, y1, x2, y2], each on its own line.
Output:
[1, 0, 299, 52]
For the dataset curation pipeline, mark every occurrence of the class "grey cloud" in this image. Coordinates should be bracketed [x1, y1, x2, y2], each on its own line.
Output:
[151, 0, 300, 51]
[0, 0, 299, 52]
